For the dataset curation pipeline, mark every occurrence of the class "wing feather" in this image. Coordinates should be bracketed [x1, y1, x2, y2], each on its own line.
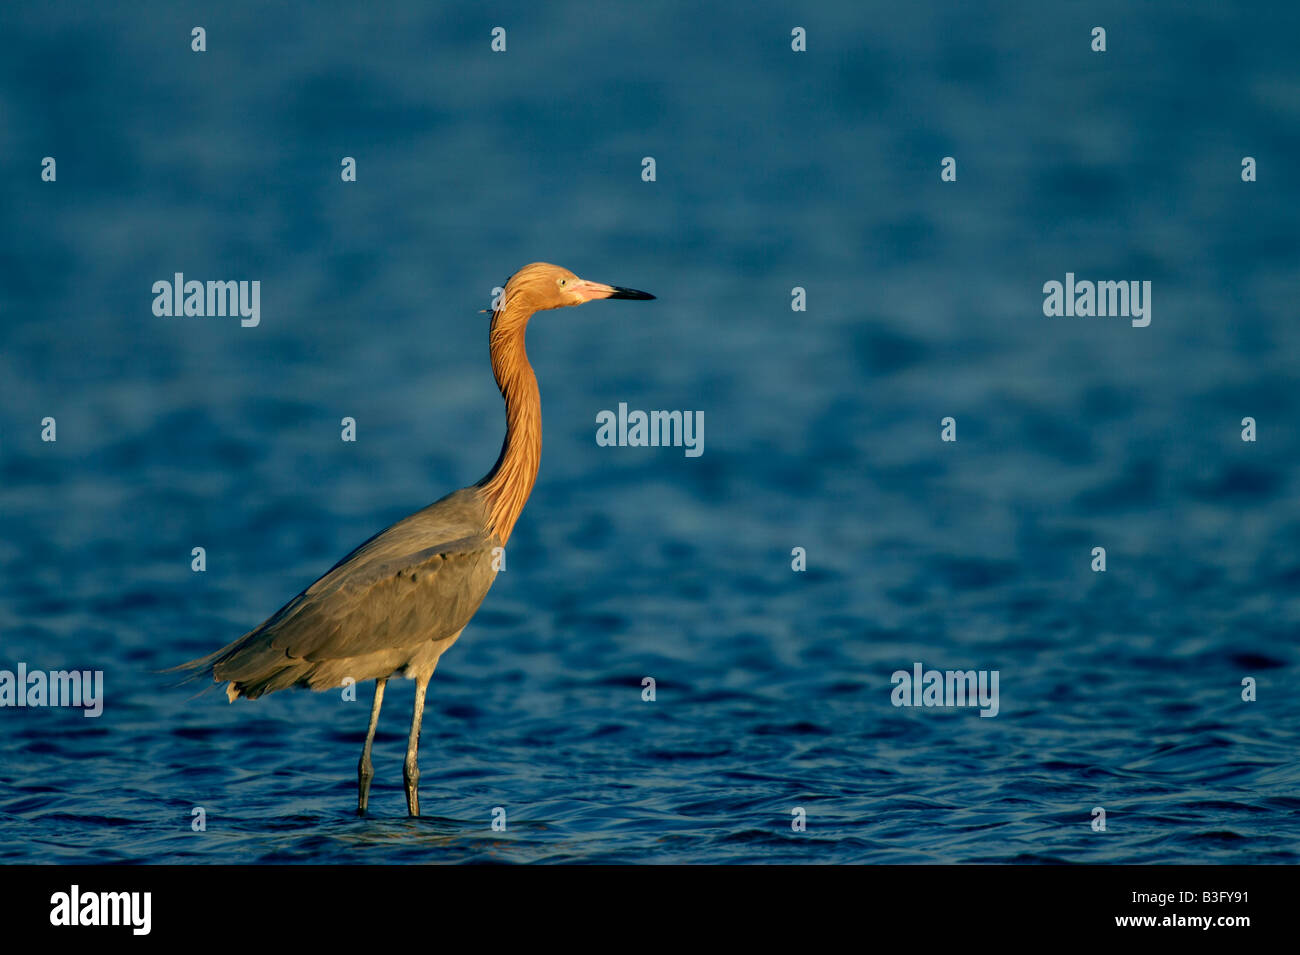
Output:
[264, 533, 497, 661]
[220, 488, 501, 667]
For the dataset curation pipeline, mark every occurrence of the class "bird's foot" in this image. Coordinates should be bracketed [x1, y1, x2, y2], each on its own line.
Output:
[357, 765, 374, 817]
[404, 771, 420, 817]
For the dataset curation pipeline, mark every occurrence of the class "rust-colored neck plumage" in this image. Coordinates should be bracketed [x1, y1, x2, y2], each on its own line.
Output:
[477, 301, 541, 544]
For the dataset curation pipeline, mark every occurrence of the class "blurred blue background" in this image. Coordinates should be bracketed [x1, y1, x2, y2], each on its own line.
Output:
[0, 1, 1297, 862]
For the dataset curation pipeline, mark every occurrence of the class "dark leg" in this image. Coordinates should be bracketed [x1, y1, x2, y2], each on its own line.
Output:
[357, 677, 387, 816]
[404, 675, 430, 817]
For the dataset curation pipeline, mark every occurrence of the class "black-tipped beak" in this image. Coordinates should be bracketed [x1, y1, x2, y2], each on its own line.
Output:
[607, 286, 655, 300]
[575, 280, 656, 303]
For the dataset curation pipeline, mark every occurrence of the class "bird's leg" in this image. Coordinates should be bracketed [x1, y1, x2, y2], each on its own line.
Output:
[357, 677, 387, 816]
[404, 675, 430, 817]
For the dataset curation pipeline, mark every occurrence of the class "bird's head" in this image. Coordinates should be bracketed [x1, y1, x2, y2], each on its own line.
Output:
[496, 262, 654, 316]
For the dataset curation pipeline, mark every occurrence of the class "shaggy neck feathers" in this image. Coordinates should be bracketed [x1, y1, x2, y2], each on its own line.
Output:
[477, 302, 541, 543]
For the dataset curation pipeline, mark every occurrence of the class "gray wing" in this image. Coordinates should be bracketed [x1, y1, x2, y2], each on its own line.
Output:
[265, 532, 498, 661]
[216, 488, 499, 673]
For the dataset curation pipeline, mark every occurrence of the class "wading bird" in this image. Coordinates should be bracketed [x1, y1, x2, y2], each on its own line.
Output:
[176, 263, 654, 816]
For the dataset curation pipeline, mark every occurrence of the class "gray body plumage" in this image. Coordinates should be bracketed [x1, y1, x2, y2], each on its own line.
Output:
[195, 487, 499, 701]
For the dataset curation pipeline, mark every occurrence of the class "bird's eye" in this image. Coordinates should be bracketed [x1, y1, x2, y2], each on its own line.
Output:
[558, 278, 567, 287]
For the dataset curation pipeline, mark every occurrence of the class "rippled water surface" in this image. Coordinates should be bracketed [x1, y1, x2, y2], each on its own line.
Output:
[1, 1, 1298, 863]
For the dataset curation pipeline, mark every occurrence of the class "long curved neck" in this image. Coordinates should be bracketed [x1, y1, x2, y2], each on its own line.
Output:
[476, 305, 541, 543]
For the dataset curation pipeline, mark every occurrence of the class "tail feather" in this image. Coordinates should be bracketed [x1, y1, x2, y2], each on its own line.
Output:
[165, 627, 305, 701]
[161, 632, 254, 682]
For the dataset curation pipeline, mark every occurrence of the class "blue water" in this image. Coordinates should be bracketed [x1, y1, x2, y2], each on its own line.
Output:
[1, 1, 1298, 863]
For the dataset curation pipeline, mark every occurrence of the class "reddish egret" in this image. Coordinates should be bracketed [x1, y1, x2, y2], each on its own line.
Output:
[176, 263, 654, 816]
